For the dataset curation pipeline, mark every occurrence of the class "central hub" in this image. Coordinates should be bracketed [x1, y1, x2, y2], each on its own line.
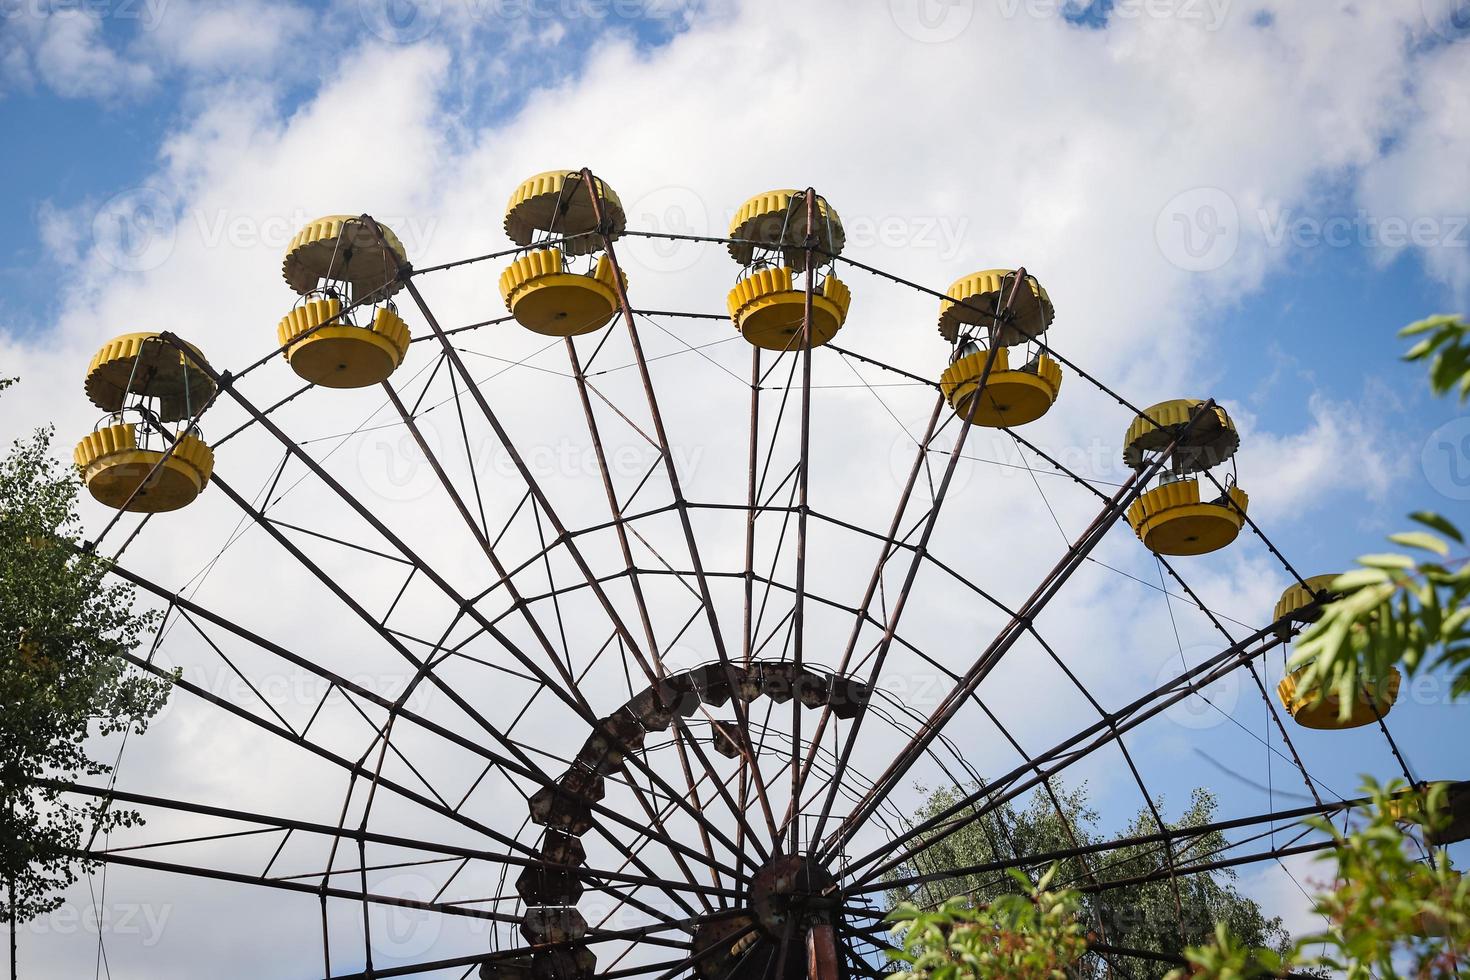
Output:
[691, 855, 839, 980]
[748, 854, 838, 936]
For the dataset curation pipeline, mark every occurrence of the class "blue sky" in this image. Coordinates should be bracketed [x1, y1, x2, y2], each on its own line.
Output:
[3, 0, 1470, 976]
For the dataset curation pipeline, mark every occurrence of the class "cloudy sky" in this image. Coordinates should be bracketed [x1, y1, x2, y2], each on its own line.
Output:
[3, 0, 1470, 977]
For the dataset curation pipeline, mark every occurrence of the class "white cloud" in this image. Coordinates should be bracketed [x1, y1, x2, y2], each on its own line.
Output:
[1356, 48, 1470, 305]
[1231, 383, 1409, 523]
[140, 0, 313, 74]
[3, 1, 1468, 973]
[2, 7, 155, 100]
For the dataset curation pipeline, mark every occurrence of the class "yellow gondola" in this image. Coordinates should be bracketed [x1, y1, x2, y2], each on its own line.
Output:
[276, 295, 410, 388]
[278, 215, 412, 388]
[499, 248, 624, 337]
[75, 332, 215, 513]
[1270, 576, 1401, 729]
[500, 171, 628, 337]
[726, 189, 844, 268]
[282, 215, 407, 299]
[726, 266, 851, 351]
[1277, 665, 1400, 730]
[725, 189, 850, 350]
[1122, 399, 1247, 555]
[936, 269, 1061, 427]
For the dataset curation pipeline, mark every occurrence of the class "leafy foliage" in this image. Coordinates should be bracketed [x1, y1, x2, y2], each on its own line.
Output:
[883, 783, 1289, 978]
[887, 868, 1088, 980]
[1169, 779, 1468, 979]
[1402, 314, 1470, 402]
[882, 316, 1470, 980]
[1290, 314, 1470, 713]
[1, 380, 172, 923]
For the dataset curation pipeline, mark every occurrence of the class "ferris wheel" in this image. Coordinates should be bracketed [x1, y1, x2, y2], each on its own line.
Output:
[62, 168, 1451, 980]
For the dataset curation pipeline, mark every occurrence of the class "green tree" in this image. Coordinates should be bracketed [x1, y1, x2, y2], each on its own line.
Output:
[883, 782, 1290, 978]
[0, 378, 172, 968]
[888, 868, 1089, 980]
[1291, 314, 1470, 713]
[1169, 779, 1468, 979]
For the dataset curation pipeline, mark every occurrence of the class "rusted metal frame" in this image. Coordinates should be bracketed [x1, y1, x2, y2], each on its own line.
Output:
[107, 533, 744, 899]
[96, 652, 707, 927]
[566, 337, 756, 895]
[623, 523, 709, 605]
[627, 306, 753, 390]
[68, 847, 533, 927]
[1079, 834, 1332, 899]
[329, 685, 455, 811]
[580, 375, 662, 450]
[137, 367, 591, 723]
[170, 607, 301, 736]
[464, 501, 679, 597]
[264, 515, 413, 565]
[92, 826, 280, 858]
[432, 499, 735, 905]
[1032, 808, 1312, 903]
[71, 846, 705, 961]
[211, 381, 315, 448]
[526, 478, 582, 685]
[390, 286, 764, 878]
[742, 342, 762, 668]
[168, 337, 762, 883]
[819, 397, 1220, 863]
[784, 394, 946, 837]
[334, 951, 695, 980]
[844, 620, 1297, 887]
[347, 577, 486, 965]
[786, 187, 819, 854]
[578, 171, 784, 857]
[446, 350, 492, 536]
[587, 756, 751, 931]
[1022, 621, 1193, 936]
[1156, 558, 1331, 805]
[409, 234, 581, 278]
[405, 312, 517, 344]
[806, 270, 1031, 854]
[641, 922, 764, 980]
[995, 441, 1346, 812]
[742, 352, 805, 658]
[748, 466, 804, 673]
[807, 922, 840, 980]
[1005, 423, 1332, 808]
[479, 567, 633, 626]
[881, 642, 1125, 948]
[814, 247, 1314, 593]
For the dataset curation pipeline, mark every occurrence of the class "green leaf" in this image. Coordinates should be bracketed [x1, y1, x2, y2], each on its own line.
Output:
[1410, 511, 1465, 544]
[1357, 552, 1417, 571]
[1387, 531, 1449, 556]
[1330, 568, 1392, 590]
